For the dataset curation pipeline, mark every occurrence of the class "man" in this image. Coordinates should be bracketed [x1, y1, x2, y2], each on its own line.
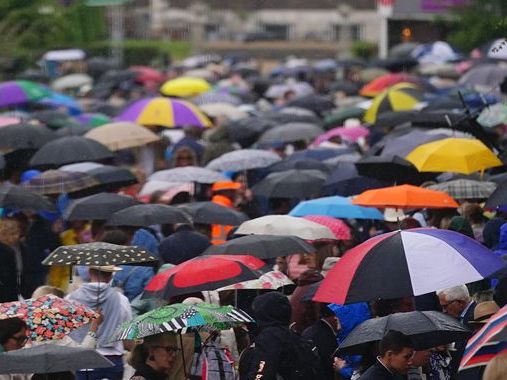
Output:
[67, 265, 132, 380]
[210, 181, 241, 245]
[359, 330, 414, 380]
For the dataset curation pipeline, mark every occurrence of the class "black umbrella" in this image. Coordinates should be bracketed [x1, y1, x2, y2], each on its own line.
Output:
[485, 181, 507, 210]
[257, 123, 323, 145]
[55, 122, 95, 137]
[322, 162, 389, 196]
[106, 204, 191, 227]
[338, 311, 471, 355]
[286, 94, 336, 115]
[0, 185, 55, 212]
[0, 124, 56, 151]
[251, 169, 327, 199]
[267, 157, 330, 174]
[30, 110, 74, 129]
[227, 117, 277, 148]
[63, 193, 140, 221]
[30, 136, 113, 168]
[88, 165, 138, 190]
[178, 201, 248, 225]
[0, 344, 113, 374]
[203, 234, 315, 259]
[262, 108, 322, 126]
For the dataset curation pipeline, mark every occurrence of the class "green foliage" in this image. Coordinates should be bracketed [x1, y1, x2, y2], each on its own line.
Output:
[351, 41, 377, 60]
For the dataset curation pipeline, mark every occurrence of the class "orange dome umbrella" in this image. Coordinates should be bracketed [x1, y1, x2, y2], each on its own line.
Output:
[352, 184, 458, 209]
[359, 73, 422, 97]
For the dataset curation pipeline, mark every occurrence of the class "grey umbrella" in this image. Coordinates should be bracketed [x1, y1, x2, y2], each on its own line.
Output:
[206, 149, 281, 171]
[107, 204, 191, 227]
[381, 130, 449, 158]
[178, 201, 248, 225]
[257, 122, 323, 145]
[251, 169, 327, 199]
[63, 192, 140, 221]
[0, 344, 113, 374]
[149, 166, 227, 184]
[458, 63, 507, 92]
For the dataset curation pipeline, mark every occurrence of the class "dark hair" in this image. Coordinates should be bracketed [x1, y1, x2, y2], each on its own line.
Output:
[379, 330, 413, 356]
[0, 317, 27, 345]
[100, 229, 130, 245]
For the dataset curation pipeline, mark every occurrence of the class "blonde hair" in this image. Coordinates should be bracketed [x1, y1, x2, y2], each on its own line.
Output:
[31, 285, 65, 299]
[483, 353, 507, 380]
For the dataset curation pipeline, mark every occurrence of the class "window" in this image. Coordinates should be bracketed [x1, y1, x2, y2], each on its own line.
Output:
[332, 24, 362, 41]
[262, 24, 290, 40]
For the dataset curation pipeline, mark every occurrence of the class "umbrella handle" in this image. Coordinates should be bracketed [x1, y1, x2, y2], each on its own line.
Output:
[179, 333, 188, 379]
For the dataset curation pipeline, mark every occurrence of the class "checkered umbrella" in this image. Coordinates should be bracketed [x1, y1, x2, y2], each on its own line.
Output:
[428, 179, 497, 200]
[22, 170, 99, 195]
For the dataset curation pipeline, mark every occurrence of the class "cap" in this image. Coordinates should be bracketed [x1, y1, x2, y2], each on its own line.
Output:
[383, 208, 408, 223]
[88, 265, 122, 273]
[212, 181, 241, 192]
[471, 301, 500, 324]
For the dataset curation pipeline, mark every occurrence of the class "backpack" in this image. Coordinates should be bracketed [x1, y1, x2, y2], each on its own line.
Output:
[190, 340, 236, 380]
[282, 329, 324, 380]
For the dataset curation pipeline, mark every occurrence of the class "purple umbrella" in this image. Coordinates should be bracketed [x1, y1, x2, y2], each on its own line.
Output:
[0, 81, 51, 108]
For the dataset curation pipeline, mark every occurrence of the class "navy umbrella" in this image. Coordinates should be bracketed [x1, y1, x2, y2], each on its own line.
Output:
[322, 162, 388, 196]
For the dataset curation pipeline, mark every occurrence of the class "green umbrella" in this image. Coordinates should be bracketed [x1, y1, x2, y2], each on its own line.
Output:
[323, 107, 365, 130]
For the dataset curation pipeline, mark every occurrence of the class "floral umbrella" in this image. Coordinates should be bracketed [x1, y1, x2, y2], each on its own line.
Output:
[0, 295, 98, 342]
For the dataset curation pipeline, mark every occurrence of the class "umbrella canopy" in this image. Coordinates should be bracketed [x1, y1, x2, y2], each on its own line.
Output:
[150, 166, 227, 184]
[312, 125, 369, 146]
[84, 122, 160, 151]
[323, 107, 365, 129]
[226, 116, 276, 148]
[251, 169, 327, 199]
[286, 94, 336, 115]
[30, 136, 113, 168]
[200, 103, 248, 121]
[107, 204, 191, 227]
[0, 185, 55, 212]
[143, 255, 266, 299]
[315, 228, 505, 304]
[458, 63, 507, 92]
[0, 80, 51, 108]
[289, 196, 384, 220]
[129, 66, 164, 85]
[203, 234, 315, 259]
[206, 149, 281, 171]
[88, 165, 138, 190]
[339, 311, 471, 355]
[113, 302, 254, 341]
[406, 138, 503, 174]
[63, 193, 140, 221]
[257, 122, 323, 145]
[477, 103, 507, 128]
[359, 73, 423, 97]
[321, 162, 389, 196]
[380, 130, 449, 158]
[178, 201, 248, 225]
[363, 84, 425, 123]
[302, 215, 352, 240]
[0, 344, 113, 374]
[235, 215, 336, 240]
[160, 77, 212, 97]
[193, 91, 241, 106]
[352, 184, 458, 209]
[51, 73, 93, 91]
[217, 270, 294, 291]
[428, 179, 497, 200]
[22, 170, 99, 195]
[42, 242, 157, 266]
[267, 157, 329, 174]
[485, 184, 507, 210]
[74, 113, 111, 127]
[0, 124, 56, 151]
[0, 295, 97, 342]
[116, 97, 212, 128]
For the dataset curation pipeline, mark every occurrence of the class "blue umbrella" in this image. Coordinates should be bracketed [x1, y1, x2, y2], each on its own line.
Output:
[38, 91, 82, 115]
[289, 196, 383, 220]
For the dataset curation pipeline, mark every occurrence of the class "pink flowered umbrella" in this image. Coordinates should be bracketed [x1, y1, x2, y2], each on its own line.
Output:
[312, 125, 369, 146]
[216, 270, 294, 291]
[303, 215, 352, 240]
[0, 295, 98, 342]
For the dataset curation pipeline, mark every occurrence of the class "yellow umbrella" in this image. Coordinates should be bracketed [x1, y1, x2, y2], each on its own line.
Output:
[85, 122, 160, 151]
[160, 77, 211, 97]
[405, 138, 502, 174]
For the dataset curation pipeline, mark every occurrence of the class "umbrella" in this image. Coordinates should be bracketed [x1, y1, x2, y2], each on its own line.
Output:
[200, 103, 248, 121]
[267, 157, 329, 174]
[323, 107, 365, 129]
[88, 165, 138, 190]
[458, 63, 507, 92]
[203, 234, 315, 259]
[63, 193, 140, 221]
[84, 122, 160, 151]
[265, 82, 314, 99]
[0, 116, 21, 127]
[0, 185, 55, 212]
[352, 184, 458, 209]
[359, 73, 423, 97]
[217, 270, 294, 291]
[116, 97, 212, 128]
[113, 302, 254, 341]
[428, 179, 497, 200]
[0, 295, 97, 342]
[42, 242, 157, 267]
[149, 166, 227, 184]
[265, 108, 321, 125]
[54, 122, 94, 137]
[59, 162, 103, 173]
[312, 126, 369, 146]
[477, 103, 507, 128]
[257, 122, 323, 145]
[51, 73, 93, 92]
[251, 169, 327, 199]
[107, 204, 191, 227]
[30, 136, 113, 168]
[363, 83, 425, 123]
[380, 130, 449, 158]
[160, 77, 212, 97]
[0, 124, 56, 151]
[22, 170, 100, 195]
[289, 196, 384, 220]
[193, 91, 241, 106]
[235, 215, 336, 240]
[338, 311, 471, 355]
[0, 80, 51, 108]
[0, 344, 113, 374]
[406, 138, 503, 174]
[129, 66, 164, 85]
[290, 147, 353, 162]
[143, 255, 267, 299]
[302, 216, 352, 240]
[314, 228, 506, 304]
[227, 116, 277, 148]
[206, 149, 281, 172]
[178, 202, 248, 225]
[286, 94, 336, 115]
[139, 180, 192, 197]
[37, 91, 82, 115]
[74, 113, 111, 127]
[485, 184, 507, 210]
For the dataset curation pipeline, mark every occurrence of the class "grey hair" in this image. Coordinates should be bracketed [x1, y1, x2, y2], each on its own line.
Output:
[437, 285, 470, 302]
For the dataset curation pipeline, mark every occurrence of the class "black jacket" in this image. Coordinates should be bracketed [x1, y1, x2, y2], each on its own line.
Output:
[0, 241, 19, 302]
[302, 319, 337, 380]
[159, 225, 210, 265]
[450, 302, 476, 377]
[130, 363, 167, 380]
[359, 360, 400, 380]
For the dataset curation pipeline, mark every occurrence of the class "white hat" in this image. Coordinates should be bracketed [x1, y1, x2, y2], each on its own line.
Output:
[343, 118, 362, 128]
[89, 265, 122, 273]
[383, 208, 408, 223]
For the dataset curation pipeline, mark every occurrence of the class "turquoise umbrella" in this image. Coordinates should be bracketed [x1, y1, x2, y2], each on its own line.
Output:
[289, 195, 383, 220]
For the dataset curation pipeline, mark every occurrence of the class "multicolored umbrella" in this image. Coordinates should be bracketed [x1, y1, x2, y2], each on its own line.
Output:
[0, 295, 98, 342]
[359, 73, 423, 97]
[206, 149, 281, 171]
[289, 196, 384, 220]
[302, 215, 352, 240]
[217, 270, 294, 291]
[160, 77, 212, 97]
[85, 122, 160, 151]
[314, 228, 505, 304]
[22, 170, 100, 195]
[428, 179, 497, 200]
[0, 80, 51, 108]
[74, 113, 111, 127]
[112, 302, 254, 341]
[116, 97, 212, 128]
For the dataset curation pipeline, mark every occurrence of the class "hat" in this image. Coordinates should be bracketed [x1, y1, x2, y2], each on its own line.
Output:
[88, 265, 122, 273]
[471, 301, 500, 324]
[211, 181, 241, 192]
[322, 257, 340, 277]
[383, 208, 408, 223]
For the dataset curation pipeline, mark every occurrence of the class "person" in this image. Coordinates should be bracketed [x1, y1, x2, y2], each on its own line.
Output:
[67, 265, 132, 380]
[289, 269, 323, 333]
[129, 333, 179, 380]
[358, 330, 414, 380]
[0, 317, 28, 353]
[159, 223, 210, 265]
[0, 236, 19, 302]
[210, 181, 241, 245]
[406, 349, 432, 380]
[483, 353, 507, 380]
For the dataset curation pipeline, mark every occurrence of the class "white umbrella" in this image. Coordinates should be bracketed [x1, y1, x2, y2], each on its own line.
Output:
[149, 166, 227, 184]
[200, 103, 248, 121]
[236, 215, 335, 240]
[51, 73, 93, 91]
[206, 149, 281, 172]
[60, 162, 103, 172]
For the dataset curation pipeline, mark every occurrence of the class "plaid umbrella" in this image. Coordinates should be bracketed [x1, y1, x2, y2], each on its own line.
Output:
[193, 91, 241, 106]
[0, 295, 98, 342]
[206, 149, 281, 171]
[22, 170, 99, 195]
[428, 179, 497, 200]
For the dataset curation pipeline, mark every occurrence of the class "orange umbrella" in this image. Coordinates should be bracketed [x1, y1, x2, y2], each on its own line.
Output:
[359, 73, 422, 97]
[352, 184, 458, 209]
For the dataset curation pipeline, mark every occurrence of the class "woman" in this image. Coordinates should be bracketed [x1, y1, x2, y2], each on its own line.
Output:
[0, 317, 30, 380]
[129, 333, 179, 380]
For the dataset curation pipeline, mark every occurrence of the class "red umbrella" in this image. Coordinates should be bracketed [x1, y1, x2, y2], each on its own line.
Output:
[303, 215, 351, 240]
[359, 73, 422, 97]
[128, 66, 165, 85]
[143, 255, 267, 299]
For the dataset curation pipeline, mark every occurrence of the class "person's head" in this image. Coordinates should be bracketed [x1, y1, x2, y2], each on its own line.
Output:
[0, 217, 22, 247]
[211, 181, 241, 203]
[129, 333, 179, 373]
[88, 266, 121, 283]
[447, 216, 475, 239]
[0, 317, 28, 351]
[379, 330, 414, 374]
[172, 146, 198, 167]
[320, 303, 340, 332]
[437, 285, 471, 318]
[31, 285, 65, 299]
[252, 291, 292, 328]
[483, 353, 507, 380]
[399, 217, 421, 230]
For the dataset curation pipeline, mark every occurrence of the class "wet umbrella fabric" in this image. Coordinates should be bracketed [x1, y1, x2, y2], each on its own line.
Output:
[485, 184, 507, 210]
[22, 170, 100, 195]
[206, 149, 281, 171]
[286, 94, 336, 115]
[217, 270, 294, 291]
[84, 122, 160, 151]
[88, 165, 138, 190]
[0, 185, 55, 212]
[380, 130, 449, 158]
[251, 169, 327, 199]
[0, 124, 56, 151]
[0, 80, 51, 108]
[354, 155, 432, 185]
[321, 162, 388, 197]
[63, 193, 140, 221]
[428, 179, 497, 200]
[303, 216, 352, 240]
[149, 166, 227, 184]
[289, 196, 384, 220]
[257, 123, 323, 145]
[106, 204, 191, 227]
[178, 201, 248, 225]
[267, 157, 329, 173]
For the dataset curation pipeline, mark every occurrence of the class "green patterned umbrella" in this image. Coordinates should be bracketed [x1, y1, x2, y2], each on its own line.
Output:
[112, 302, 254, 341]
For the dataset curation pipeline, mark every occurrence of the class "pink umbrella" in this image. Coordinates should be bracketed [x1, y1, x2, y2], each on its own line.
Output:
[0, 116, 21, 127]
[312, 125, 369, 146]
[303, 215, 351, 240]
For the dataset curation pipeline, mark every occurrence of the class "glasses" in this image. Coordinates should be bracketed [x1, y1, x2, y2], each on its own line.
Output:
[154, 345, 180, 354]
[440, 300, 460, 310]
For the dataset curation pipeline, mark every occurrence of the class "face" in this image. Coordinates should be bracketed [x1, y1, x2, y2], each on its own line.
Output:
[438, 294, 466, 318]
[385, 347, 414, 374]
[3, 327, 28, 351]
[411, 350, 431, 368]
[149, 345, 178, 372]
